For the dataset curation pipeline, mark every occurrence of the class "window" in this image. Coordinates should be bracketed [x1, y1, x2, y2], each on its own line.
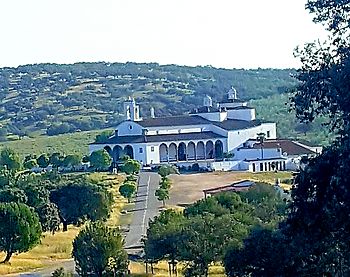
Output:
[139, 148, 143, 153]
[151, 146, 154, 152]
[267, 131, 270, 138]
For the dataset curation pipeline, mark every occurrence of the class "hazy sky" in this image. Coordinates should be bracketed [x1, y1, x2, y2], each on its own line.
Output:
[0, 0, 327, 69]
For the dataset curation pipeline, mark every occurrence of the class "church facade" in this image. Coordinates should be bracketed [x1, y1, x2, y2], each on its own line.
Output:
[89, 88, 319, 172]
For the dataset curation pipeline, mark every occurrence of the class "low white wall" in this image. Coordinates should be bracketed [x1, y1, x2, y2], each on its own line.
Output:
[234, 148, 282, 160]
[211, 160, 249, 171]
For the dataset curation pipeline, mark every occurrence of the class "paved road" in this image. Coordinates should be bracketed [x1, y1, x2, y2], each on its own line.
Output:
[5, 260, 75, 277]
[124, 171, 161, 253]
[12, 172, 160, 276]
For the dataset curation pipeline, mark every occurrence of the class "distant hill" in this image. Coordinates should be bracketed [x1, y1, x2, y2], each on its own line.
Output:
[0, 62, 297, 138]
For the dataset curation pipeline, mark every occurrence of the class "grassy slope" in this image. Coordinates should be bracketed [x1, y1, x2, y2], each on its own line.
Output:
[251, 94, 333, 146]
[0, 129, 113, 158]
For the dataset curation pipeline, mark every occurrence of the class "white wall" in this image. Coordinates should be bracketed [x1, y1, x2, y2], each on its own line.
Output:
[234, 147, 282, 160]
[196, 111, 228, 122]
[145, 143, 160, 165]
[219, 101, 248, 109]
[227, 109, 256, 121]
[211, 160, 249, 171]
[146, 125, 207, 135]
[132, 143, 147, 165]
[226, 123, 277, 153]
[117, 121, 143, 136]
[196, 112, 221, 122]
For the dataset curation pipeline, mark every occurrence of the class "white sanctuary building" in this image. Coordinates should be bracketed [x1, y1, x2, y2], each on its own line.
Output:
[89, 88, 320, 172]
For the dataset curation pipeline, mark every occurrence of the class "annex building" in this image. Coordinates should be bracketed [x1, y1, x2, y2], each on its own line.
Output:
[89, 88, 321, 172]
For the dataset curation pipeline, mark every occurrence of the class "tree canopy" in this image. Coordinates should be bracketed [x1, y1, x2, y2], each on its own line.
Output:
[50, 182, 113, 231]
[0, 202, 42, 263]
[72, 221, 128, 277]
[89, 150, 112, 171]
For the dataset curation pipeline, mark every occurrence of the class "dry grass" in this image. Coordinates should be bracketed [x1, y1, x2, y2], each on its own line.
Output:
[0, 227, 79, 275]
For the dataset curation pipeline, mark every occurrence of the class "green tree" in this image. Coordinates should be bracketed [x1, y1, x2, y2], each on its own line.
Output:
[224, 228, 291, 277]
[49, 152, 64, 168]
[50, 183, 113, 231]
[0, 148, 21, 171]
[37, 153, 49, 168]
[281, 1, 350, 275]
[292, 0, 350, 135]
[185, 196, 229, 217]
[95, 130, 113, 143]
[36, 202, 60, 234]
[239, 183, 288, 227]
[24, 159, 38, 170]
[119, 182, 136, 203]
[72, 221, 128, 277]
[184, 192, 251, 218]
[62, 154, 81, 168]
[282, 144, 350, 275]
[158, 165, 179, 178]
[121, 158, 141, 175]
[144, 210, 185, 270]
[89, 149, 112, 171]
[0, 187, 27, 203]
[159, 176, 171, 190]
[179, 214, 251, 276]
[155, 188, 169, 207]
[0, 202, 42, 263]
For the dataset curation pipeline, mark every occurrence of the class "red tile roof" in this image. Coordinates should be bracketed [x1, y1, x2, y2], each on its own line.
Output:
[253, 139, 315, 156]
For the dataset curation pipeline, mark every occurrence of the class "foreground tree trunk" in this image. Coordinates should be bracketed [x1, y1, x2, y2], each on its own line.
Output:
[1, 251, 12, 264]
[62, 220, 68, 232]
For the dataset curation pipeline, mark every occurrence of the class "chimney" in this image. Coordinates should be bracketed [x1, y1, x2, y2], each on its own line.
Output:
[150, 107, 155, 118]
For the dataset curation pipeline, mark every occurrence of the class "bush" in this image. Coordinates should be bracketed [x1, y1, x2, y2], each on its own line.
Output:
[191, 163, 200, 171]
[46, 123, 72, 136]
[72, 221, 128, 276]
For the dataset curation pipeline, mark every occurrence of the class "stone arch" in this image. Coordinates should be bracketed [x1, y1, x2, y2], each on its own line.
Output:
[214, 140, 223, 160]
[197, 141, 205, 160]
[178, 142, 187, 161]
[112, 145, 123, 162]
[159, 143, 168, 162]
[187, 142, 196, 160]
[169, 143, 177, 162]
[104, 146, 112, 157]
[206, 140, 214, 159]
[124, 145, 134, 159]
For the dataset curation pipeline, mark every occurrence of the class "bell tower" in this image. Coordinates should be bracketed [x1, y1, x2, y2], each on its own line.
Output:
[123, 97, 141, 121]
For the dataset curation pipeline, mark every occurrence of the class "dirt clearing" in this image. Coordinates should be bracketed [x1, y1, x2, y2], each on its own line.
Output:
[168, 171, 292, 206]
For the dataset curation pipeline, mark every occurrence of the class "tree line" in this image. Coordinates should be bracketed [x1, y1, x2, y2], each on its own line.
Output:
[0, 61, 296, 139]
[144, 182, 288, 276]
[0, 147, 139, 267]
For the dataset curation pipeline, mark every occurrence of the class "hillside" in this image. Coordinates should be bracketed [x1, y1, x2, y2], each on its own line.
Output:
[250, 94, 332, 146]
[0, 62, 296, 138]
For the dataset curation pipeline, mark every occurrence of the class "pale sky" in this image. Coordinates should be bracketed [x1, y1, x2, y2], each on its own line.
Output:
[0, 0, 327, 69]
